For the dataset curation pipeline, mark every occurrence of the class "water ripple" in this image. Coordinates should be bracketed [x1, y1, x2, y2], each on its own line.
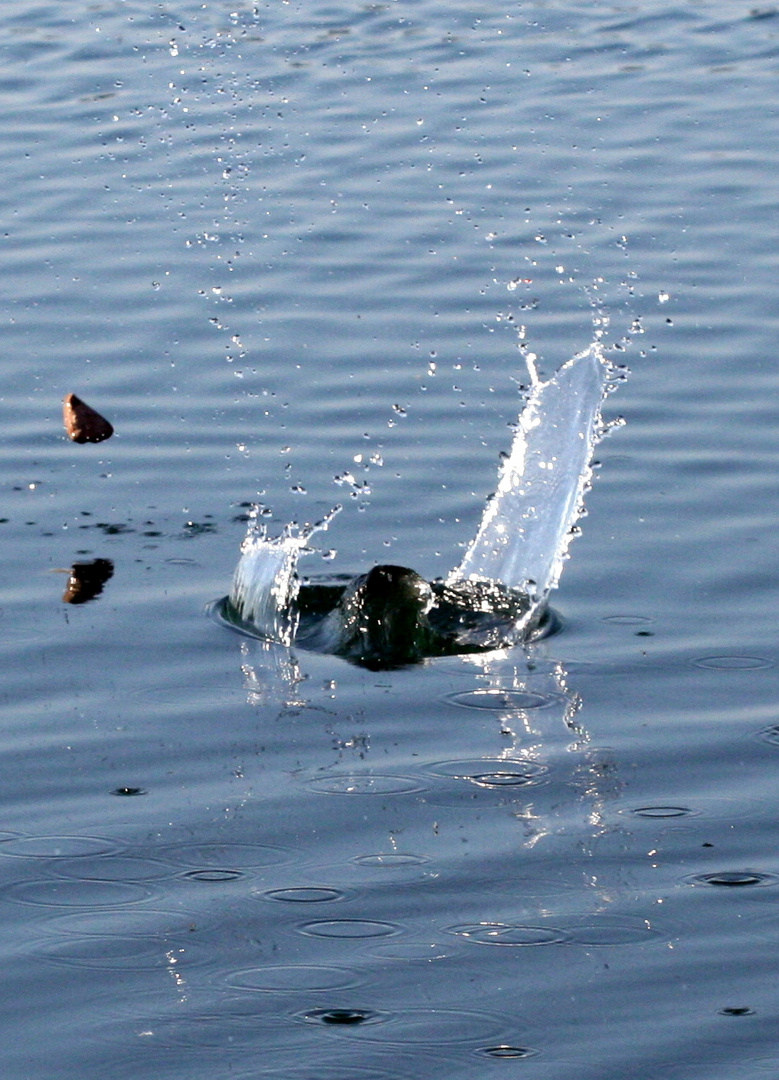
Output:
[146, 1013, 290, 1051]
[563, 915, 662, 946]
[0, 834, 123, 859]
[242, 1066, 409, 1080]
[369, 941, 453, 962]
[687, 870, 779, 888]
[262, 886, 346, 903]
[2, 878, 151, 909]
[426, 758, 548, 787]
[759, 723, 779, 747]
[33, 935, 206, 972]
[304, 774, 425, 796]
[691, 654, 774, 670]
[41, 908, 198, 939]
[476, 1044, 539, 1059]
[225, 964, 361, 993]
[625, 805, 695, 819]
[156, 840, 293, 870]
[353, 1006, 508, 1047]
[180, 868, 246, 883]
[297, 1007, 385, 1027]
[448, 922, 568, 946]
[50, 856, 169, 882]
[298, 919, 401, 939]
[352, 853, 429, 869]
[447, 688, 566, 711]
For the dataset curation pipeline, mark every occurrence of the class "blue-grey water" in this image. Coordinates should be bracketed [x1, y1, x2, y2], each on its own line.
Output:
[2, 1, 779, 1077]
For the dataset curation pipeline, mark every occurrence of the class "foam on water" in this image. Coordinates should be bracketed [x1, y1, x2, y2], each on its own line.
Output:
[228, 341, 620, 647]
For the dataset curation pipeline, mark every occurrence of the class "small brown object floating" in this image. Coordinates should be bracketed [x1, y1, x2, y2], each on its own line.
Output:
[63, 393, 114, 444]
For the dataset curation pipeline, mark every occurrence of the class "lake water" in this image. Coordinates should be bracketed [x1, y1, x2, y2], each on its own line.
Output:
[2, 1, 779, 1077]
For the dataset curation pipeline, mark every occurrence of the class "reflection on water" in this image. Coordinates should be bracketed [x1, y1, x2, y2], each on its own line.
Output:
[235, 632, 621, 870]
[61, 558, 114, 604]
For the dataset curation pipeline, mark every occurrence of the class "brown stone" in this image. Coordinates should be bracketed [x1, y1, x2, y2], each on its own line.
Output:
[63, 393, 114, 444]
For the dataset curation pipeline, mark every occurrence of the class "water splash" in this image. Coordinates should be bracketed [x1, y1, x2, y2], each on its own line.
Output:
[225, 339, 622, 656]
[448, 342, 618, 612]
[228, 505, 341, 645]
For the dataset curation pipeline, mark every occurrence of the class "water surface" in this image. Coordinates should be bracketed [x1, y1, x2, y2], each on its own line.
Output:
[2, 1, 779, 1077]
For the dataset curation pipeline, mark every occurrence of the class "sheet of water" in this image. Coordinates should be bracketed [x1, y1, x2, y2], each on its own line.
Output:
[2, 2, 779, 1077]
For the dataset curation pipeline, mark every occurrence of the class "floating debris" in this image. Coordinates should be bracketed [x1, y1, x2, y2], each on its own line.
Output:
[63, 393, 114, 444]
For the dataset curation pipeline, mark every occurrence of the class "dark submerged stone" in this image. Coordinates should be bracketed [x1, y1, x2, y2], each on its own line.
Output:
[294, 563, 543, 669]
